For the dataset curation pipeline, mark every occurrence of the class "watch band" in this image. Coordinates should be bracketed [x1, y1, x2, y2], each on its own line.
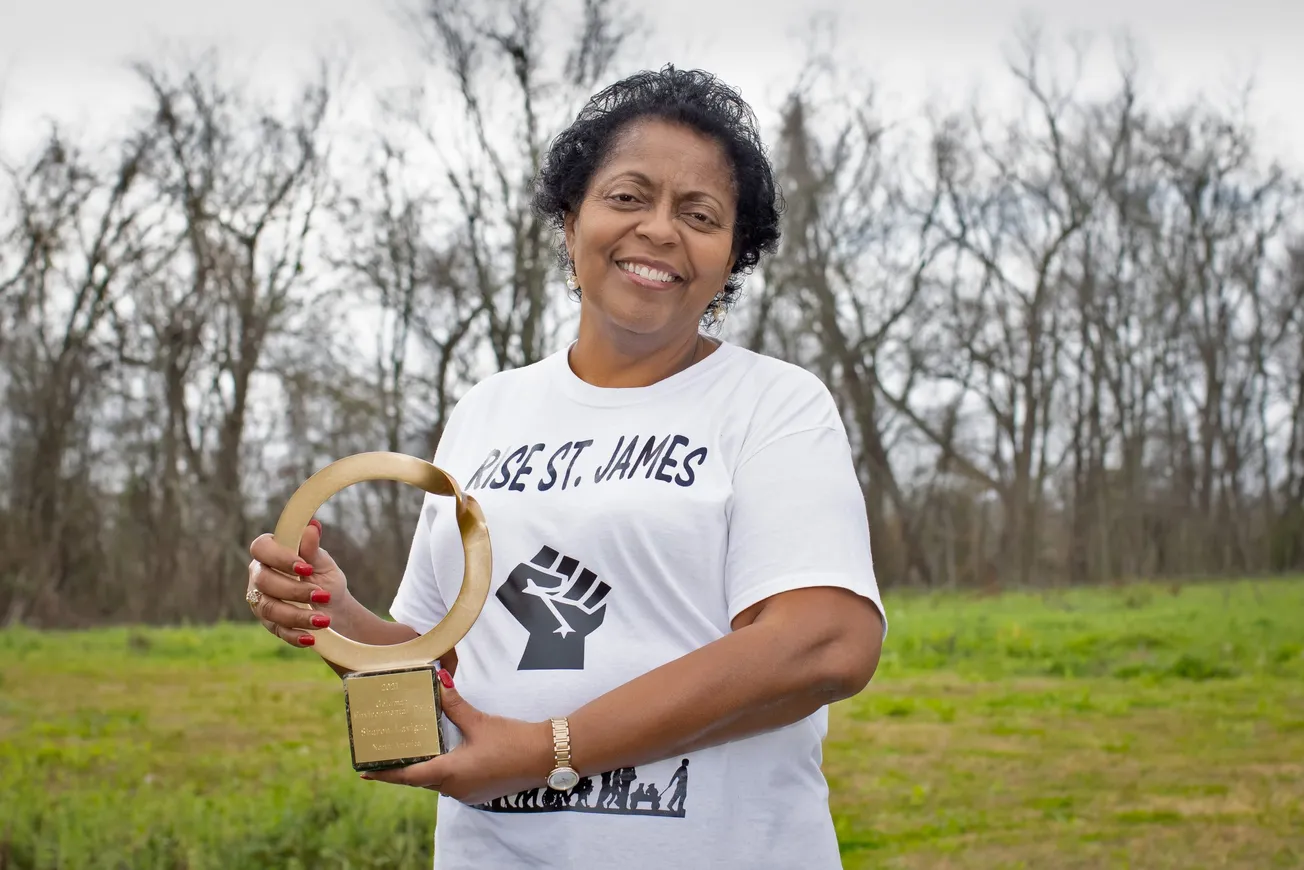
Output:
[546, 717, 579, 791]
[551, 717, 572, 769]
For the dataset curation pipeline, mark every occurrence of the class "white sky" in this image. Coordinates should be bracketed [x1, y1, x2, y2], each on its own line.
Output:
[1, 0, 1301, 169]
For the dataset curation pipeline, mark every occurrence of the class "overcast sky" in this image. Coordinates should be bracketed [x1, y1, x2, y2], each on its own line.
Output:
[1, 0, 1300, 166]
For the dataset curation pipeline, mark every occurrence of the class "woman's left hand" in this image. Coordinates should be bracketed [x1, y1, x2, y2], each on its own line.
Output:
[359, 670, 553, 805]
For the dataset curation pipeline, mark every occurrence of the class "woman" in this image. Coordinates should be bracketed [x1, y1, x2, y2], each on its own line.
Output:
[246, 65, 887, 868]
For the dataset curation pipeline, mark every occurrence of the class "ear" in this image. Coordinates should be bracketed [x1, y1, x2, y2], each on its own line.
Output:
[563, 211, 577, 262]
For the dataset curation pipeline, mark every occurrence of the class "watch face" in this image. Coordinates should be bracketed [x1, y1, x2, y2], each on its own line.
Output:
[548, 768, 579, 791]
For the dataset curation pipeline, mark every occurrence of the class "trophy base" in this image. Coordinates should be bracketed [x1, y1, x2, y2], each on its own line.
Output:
[343, 664, 446, 772]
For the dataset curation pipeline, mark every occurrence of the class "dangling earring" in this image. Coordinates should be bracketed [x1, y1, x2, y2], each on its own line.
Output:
[566, 272, 579, 291]
[710, 301, 726, 324]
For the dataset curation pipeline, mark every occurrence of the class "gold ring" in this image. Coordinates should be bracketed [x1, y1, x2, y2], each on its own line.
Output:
[246, 588, 263, 609]
[271, 451, 491, 673]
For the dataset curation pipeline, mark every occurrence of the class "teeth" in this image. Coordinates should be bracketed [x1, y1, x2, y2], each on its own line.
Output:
[619, 262, 677, 283]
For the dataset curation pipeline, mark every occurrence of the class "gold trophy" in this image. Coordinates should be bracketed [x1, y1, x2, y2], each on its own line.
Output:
[271, 452, 491, 772]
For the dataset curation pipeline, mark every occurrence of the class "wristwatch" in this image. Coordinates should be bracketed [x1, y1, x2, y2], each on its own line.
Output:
[546, 717, 580, 791]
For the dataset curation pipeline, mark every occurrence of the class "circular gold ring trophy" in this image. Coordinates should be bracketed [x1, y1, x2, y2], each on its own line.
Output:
[272, 452, 491, 772]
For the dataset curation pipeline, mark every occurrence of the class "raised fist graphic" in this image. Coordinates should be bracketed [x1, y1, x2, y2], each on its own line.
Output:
[496, 545, 611, 670]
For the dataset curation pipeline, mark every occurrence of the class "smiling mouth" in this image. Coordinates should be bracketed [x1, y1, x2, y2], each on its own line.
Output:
[617, 261, 682, 285]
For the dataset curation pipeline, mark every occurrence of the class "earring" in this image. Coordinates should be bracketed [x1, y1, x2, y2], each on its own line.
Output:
[566, 272, 579, 291]
[710, 302, 726, 324]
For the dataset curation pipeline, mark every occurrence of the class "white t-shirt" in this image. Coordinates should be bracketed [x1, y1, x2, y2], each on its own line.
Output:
[390, 340, 885, 870]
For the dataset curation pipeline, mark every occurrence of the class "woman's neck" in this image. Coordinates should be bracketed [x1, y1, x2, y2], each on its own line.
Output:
[568, 320, 715, 389]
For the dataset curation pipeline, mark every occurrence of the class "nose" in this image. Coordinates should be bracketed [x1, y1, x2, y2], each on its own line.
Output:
[635, 202, 679, 247]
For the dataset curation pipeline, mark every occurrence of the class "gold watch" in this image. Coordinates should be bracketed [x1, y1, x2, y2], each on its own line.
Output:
[546, 717, 579, 791]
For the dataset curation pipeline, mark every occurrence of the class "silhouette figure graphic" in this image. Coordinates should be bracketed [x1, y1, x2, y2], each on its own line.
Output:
[665, 760, 689, 814]
[472, 761, 689, 818]
[596, 770, 616, 808]
[496, 545, 611, 669]
[630, 783, 661, 811]
[615, 767, 637, 810]
[572, 776, 595, 807]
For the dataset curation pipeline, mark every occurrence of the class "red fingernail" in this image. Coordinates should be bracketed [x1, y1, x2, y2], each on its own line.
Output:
[298, 634, 315, 646]
[309, 518, 322, 535]
[293, 561, 313, 577]
[310, 590, 331, 604]
[311, 614, 330, 628]
[438, 669, 454, 689]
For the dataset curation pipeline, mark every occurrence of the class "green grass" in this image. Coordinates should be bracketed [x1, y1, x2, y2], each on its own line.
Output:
[2, 578, 1302, 868]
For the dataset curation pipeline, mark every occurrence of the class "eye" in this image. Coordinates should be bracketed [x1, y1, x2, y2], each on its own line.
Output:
[686, 211, 716, 226]
[609, 192, 640, 204]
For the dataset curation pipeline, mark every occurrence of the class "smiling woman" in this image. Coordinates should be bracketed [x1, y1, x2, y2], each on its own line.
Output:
[537, 68, 781, 347]
[563, 120, 741, 368]
[244, 64, 886, 869]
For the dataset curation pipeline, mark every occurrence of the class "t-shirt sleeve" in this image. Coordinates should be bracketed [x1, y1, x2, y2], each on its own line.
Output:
[724, 379, 887, 635]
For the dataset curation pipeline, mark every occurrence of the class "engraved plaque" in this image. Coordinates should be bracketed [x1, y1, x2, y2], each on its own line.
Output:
[344, 666, 445, 770]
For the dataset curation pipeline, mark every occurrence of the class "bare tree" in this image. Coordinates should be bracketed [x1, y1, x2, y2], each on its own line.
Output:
[1274, 245, 1304, 568]
[0, 125, 166, 624]
[120, 54, 333, 619]
[1132, 93, 1301, 574]
[750, 84, 945, 586]
[753, 25, 1303, 589]
[877, 31, 1140, 588]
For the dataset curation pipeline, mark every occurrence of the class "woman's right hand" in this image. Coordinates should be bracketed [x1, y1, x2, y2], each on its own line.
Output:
[246, 519, 350, 649]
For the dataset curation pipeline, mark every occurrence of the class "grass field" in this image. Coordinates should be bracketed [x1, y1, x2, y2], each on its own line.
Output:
[2, 578, 1302, 869]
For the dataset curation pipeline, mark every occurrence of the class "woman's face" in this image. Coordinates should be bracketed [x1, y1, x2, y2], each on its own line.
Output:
[564, 119, 737, 345]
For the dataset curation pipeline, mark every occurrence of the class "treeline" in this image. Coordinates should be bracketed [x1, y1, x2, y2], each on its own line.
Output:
[1, 2, 1301, 627]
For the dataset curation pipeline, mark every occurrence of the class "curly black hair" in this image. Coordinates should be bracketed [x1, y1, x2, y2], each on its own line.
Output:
[532, 65, 782, 320]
